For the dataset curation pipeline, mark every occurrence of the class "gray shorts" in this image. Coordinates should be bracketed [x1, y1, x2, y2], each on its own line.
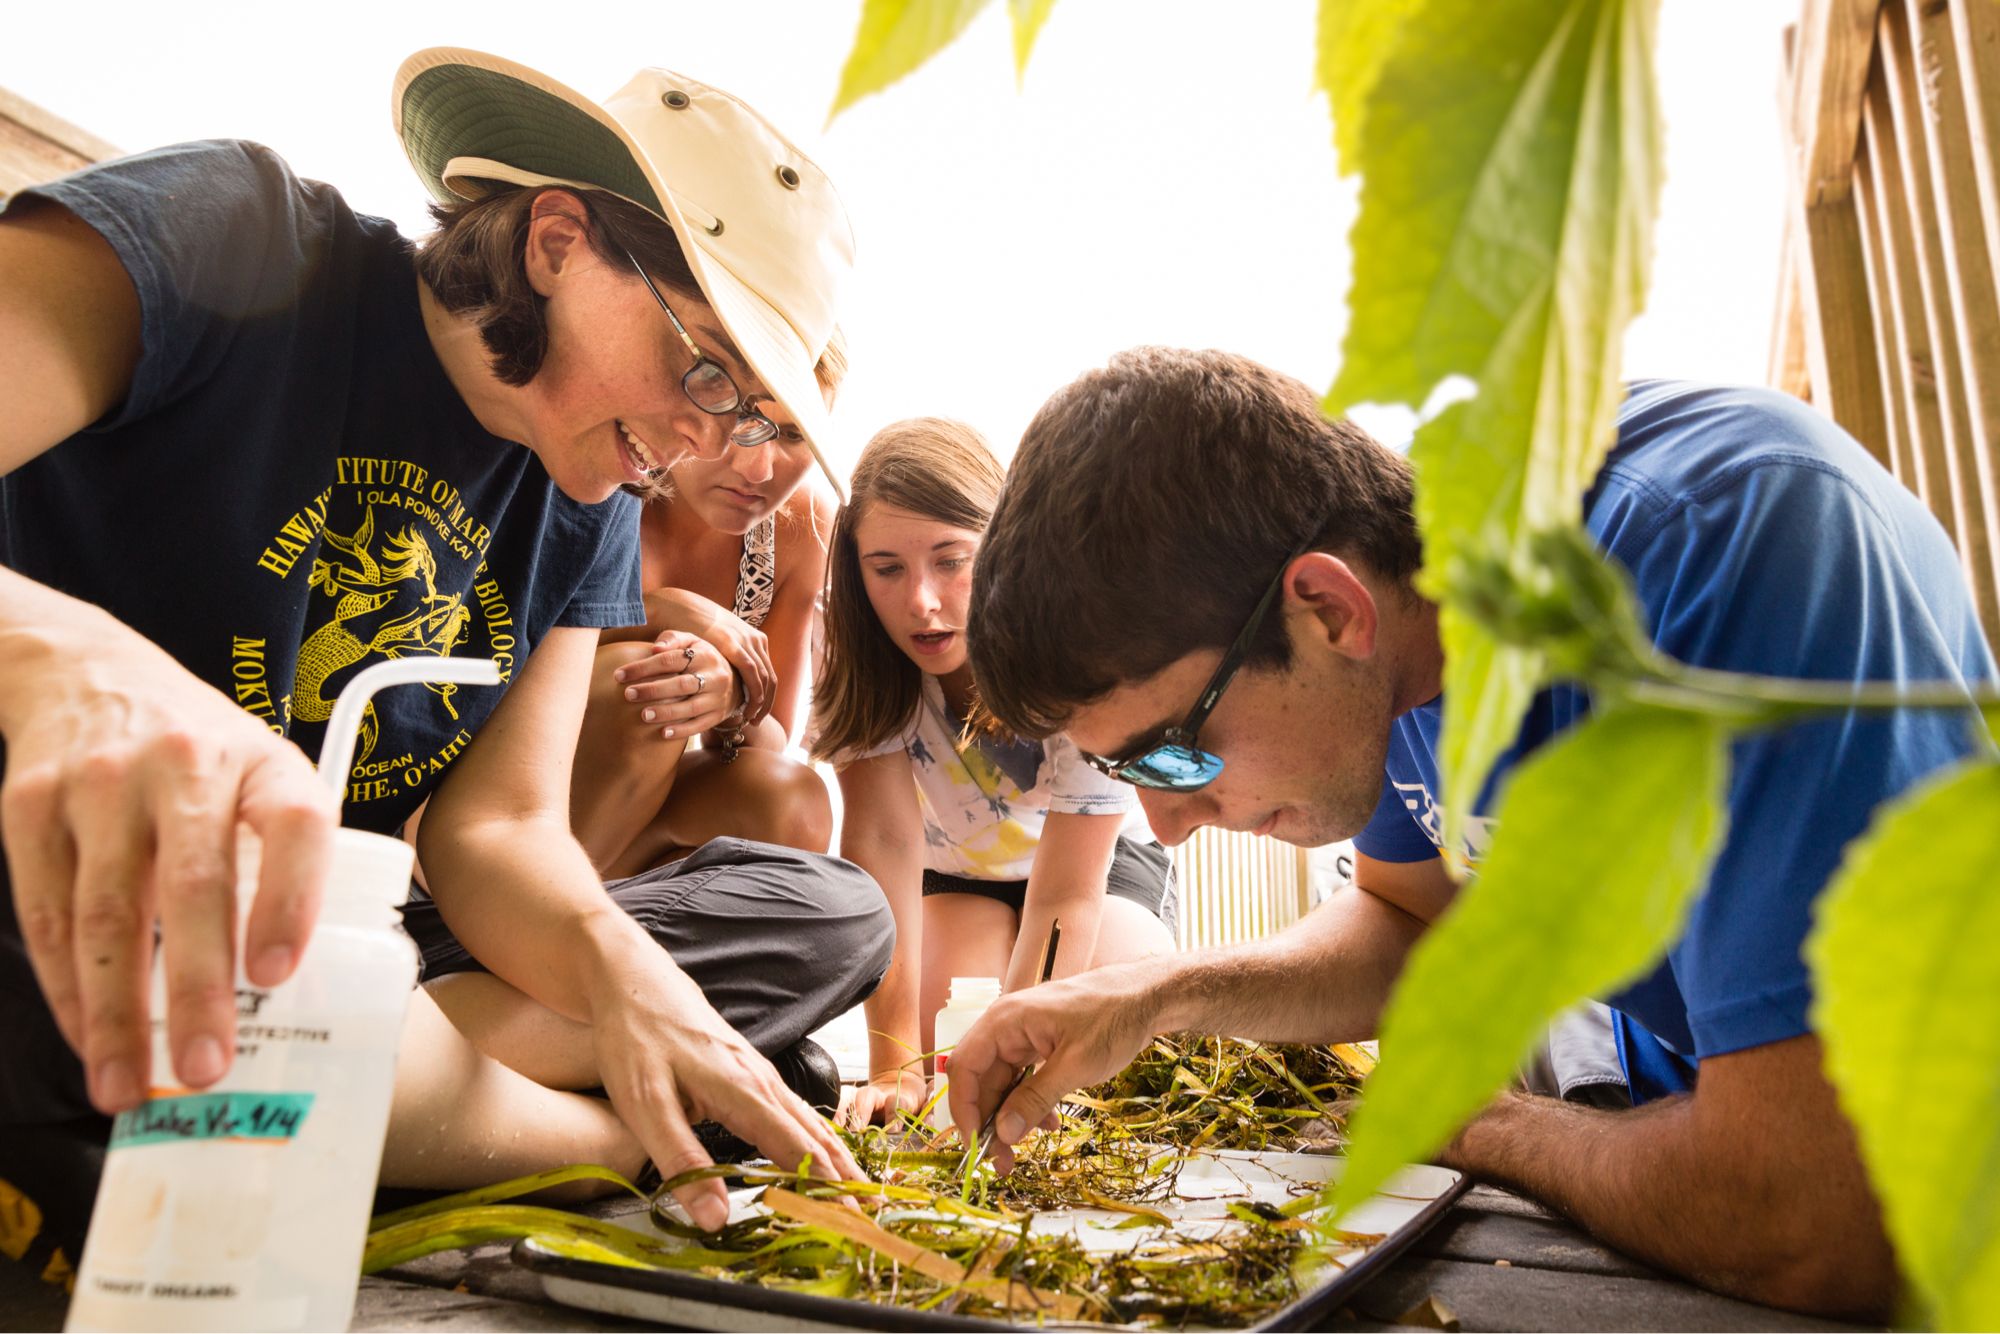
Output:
[1523, 1000, 1632, 1110]
[400, 837, 895, 1058]
[919, 836, 1180, 940]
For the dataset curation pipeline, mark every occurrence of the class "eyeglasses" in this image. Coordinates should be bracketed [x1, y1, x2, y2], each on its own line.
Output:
[620, 245, 781, 452]
[1079, 535, 1317, 791]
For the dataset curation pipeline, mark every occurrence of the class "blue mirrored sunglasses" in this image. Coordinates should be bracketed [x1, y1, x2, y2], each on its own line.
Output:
[1079, 535, 1317, 792]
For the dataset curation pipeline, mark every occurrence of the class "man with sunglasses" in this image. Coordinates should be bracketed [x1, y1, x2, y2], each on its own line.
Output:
[944, 346, 1993, 1319]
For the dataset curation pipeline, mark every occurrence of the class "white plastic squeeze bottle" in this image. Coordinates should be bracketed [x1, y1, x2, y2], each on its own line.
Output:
[930, 975, 1002, 1132]
[66, 657, 500, 1334]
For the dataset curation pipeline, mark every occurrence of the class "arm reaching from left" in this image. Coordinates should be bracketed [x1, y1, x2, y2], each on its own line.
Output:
[419, 625, 861, 1230]
[834, 751, 930, 1129]
[0, 569, 337, 1112]
[1, 202, 338, 1111]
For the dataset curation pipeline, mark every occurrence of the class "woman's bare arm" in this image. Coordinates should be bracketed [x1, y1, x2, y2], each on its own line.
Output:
[835, 751, 929, 1124]
[0, 201, 337, 1113]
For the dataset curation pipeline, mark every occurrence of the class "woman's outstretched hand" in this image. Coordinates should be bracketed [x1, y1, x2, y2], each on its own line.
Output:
[839, 1067, 930, 1130]
[586, 949, 864, 1231]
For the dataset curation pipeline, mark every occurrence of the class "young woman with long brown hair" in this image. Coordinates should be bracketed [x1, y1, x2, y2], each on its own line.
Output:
[812, 418, 1179, 1127]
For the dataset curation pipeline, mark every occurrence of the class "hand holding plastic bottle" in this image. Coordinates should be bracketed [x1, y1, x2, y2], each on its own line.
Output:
[0, 586, 499, 1120]
[0, 594, 337, 1114]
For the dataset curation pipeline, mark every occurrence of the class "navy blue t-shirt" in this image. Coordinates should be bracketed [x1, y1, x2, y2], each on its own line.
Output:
[1354, 382, 1995, 1100]
[0, 141, 644, 1122]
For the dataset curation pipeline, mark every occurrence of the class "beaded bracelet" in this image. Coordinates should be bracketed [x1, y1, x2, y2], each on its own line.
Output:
[713, 664, 750, 762]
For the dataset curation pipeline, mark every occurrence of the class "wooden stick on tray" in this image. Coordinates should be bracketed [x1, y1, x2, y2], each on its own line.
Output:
[762, 1188, 1088, 1321]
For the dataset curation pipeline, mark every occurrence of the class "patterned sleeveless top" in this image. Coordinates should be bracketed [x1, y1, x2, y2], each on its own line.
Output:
[732, 515, 777, 628]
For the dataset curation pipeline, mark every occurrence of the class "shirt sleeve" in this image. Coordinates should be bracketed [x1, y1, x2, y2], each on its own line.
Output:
[15, 140, 327, 430]
[1044, 734, 1137, 816]
[808, 706, 920, 768]
[551, 490, 645, 629]
[1352, 771, 1443, 863]
[1601, 413, 1995, 1059]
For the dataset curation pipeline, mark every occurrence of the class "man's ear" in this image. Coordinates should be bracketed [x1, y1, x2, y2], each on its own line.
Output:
[522, 189, 594, 298]
[1288, 551, 1380, 660]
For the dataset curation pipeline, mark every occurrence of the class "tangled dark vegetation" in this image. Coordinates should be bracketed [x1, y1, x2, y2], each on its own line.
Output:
[365, 1037, 1376, 1327]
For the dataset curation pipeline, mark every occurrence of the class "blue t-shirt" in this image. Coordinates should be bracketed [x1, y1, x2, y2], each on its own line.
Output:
[0, 141, 644, 1122]
[1354, 381, 1995, 1100]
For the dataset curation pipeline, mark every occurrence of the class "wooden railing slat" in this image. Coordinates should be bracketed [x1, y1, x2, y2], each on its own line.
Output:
[1880, 0, 2000, 634]
[1170, 828, 1312, 951]
[1853, 140, 1921, 489]
[1947, 0, 2000, 281]
[1775, 0, 2000, 652]
[1901, 0, 2000, 613]
[1861, 79, 1965, 545]
[1791, 0, 1885, 207]
[1793, 182, 1897, 462]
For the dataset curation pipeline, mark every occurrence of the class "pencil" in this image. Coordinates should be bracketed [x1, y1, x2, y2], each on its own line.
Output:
[1035, 918, 1062, 987]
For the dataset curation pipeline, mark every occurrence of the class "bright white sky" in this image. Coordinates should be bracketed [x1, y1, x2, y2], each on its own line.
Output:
[3, 0, 1796, 470]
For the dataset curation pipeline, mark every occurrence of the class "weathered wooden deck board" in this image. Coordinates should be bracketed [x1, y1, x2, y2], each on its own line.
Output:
[375, 1240, 560, 1311]
[1332, 1252, 1866, 1334]
[352, 1275, 642, 1332]
[1410, 1207, 1663, 1281]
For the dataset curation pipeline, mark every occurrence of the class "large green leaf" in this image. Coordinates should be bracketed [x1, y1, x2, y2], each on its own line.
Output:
[1431, 607, 1546, 872]
[1007, 0, 1059, 80]
[1325, 0, 1661, 422]
[1322, 0, 1662, 855]
[830, 0, 998, 121]
[1331, 703, 1728, 1218]
[1406, 334, 1543, 858]
[1807, 761, 2000, 1329]
[1314, 0, 1417, 173]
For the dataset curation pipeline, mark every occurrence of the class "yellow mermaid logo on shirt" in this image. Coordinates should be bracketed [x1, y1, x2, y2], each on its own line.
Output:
[292, 506, 471, 762]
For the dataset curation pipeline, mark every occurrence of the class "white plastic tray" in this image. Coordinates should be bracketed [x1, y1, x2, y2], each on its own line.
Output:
[515, 1148, 1466, 1332]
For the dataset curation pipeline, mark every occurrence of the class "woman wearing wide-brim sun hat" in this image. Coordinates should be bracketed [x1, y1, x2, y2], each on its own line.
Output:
[388, 46, 888, 1227]
[0, 43, 878, 1258]
[393, 46, 854, 501]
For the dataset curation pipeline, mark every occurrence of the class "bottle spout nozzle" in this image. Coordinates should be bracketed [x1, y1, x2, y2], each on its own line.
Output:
[317, 658, 502, 800]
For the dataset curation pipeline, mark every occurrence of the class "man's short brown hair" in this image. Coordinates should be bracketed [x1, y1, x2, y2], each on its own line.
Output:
[967, 346, 1421, 738]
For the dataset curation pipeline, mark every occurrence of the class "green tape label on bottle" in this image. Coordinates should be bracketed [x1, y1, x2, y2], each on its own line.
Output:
[110, 1091, 315, 1148]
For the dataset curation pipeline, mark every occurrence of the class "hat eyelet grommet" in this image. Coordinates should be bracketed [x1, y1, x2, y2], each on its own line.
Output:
[661, 89, 691, 110]
[775, 164, 802, 190]
[705, 218, 725, 237]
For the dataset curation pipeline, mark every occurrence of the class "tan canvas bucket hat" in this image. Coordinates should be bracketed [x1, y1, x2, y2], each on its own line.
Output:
[393, 47, 855, 497]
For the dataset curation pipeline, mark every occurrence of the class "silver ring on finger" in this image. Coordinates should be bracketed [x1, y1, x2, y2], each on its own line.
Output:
[691, 672, 705, 694]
